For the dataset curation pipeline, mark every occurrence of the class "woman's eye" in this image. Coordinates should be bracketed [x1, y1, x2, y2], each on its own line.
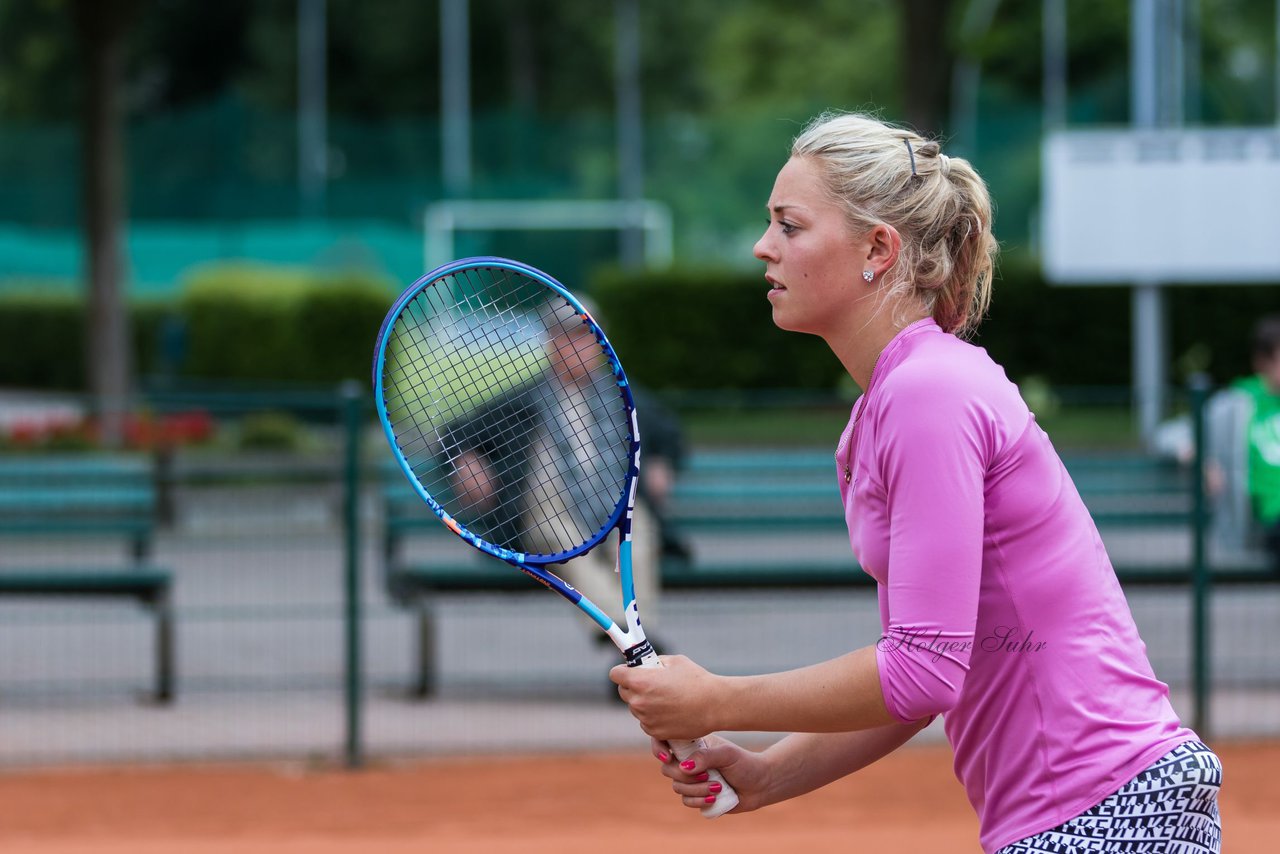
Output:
[780, 221, 797, 235]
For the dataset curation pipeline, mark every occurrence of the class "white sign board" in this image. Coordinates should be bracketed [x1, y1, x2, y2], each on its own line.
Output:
[1042, 128, 1280, 284]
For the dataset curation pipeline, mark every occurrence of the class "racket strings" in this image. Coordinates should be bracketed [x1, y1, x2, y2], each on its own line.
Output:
[391, 336, 618, 540]
[472, 317, 626, 552]
[385, 278, 547, 462]
[429, 378, 626, 551]
[387, 279, 557, 525]
[381, 264, 631, 558]
[483, 267, 630, 553]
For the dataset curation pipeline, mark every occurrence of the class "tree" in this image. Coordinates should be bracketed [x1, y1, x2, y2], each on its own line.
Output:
[898, 0, 958, 136]
[73, 0, 135, 446]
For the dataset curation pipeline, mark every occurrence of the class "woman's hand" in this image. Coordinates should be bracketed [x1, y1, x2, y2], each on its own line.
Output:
[609, 654, 724, 741]
[649, 734, 771, 814]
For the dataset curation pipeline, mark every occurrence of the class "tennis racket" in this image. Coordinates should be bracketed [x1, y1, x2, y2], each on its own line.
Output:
[372, 256, 738, 818]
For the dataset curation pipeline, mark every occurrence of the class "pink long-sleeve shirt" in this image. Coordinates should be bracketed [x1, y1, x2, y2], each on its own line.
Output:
[838, 318, 1197, 853]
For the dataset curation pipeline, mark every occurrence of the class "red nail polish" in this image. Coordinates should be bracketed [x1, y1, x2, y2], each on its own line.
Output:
[657, 752, 669, 763]
[680, 760, 696, 771]
[709, 782, 722, 794]
[704, 795, 717, 804]
[695, 773, 709, 782]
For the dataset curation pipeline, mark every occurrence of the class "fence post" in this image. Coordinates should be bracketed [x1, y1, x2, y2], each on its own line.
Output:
[340, 381, 365, 768]
[1188, 373, 1211, 738]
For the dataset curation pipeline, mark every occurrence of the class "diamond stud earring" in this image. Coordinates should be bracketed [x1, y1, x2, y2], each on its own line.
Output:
[862, 270, 874, 283]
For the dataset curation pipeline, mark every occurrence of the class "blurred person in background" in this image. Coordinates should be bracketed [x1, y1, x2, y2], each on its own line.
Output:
[446, 296, 687, 653]
[612, 112, 1222, 854]
[1202, 314, 1280, 572]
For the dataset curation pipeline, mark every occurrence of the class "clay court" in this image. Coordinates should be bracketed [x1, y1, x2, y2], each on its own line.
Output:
[0, 740, 1274, 853]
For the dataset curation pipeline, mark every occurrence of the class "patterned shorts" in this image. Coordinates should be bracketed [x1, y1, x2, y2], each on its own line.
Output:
[996, 740, 1222, 854]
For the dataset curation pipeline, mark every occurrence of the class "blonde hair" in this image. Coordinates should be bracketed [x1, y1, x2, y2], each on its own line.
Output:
[790, 112, 997, 337]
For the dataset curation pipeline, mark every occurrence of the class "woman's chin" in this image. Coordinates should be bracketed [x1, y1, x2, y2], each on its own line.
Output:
[770, 305, 807, 334]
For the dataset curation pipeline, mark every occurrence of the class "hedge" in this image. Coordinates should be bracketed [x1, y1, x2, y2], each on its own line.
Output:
[977, 253, 1277, 388]
[591, 267, 844, 391]
[0, 288, 170, 390]
[590, 254, 1279, 392]
[1, 258, 1272, 393]
[178, 264, 393, 384]
[0, 265, 395, 390]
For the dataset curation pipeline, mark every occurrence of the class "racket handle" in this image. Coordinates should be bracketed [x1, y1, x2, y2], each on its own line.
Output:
[635, 654, 740, 818]
[667, 737, 740, 818]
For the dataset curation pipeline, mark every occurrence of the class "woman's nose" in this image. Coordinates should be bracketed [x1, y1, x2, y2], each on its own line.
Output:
[753, 230, 774, 262]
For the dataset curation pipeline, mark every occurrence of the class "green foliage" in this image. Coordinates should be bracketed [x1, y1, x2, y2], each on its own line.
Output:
[0, 287, 170, 389]
[3, 262, 1274, 396]
[179, 265, 312, 382]
[976, 0, 1130, 104]
[974, 252, 1134, 386]
[1166, 283, 1280, 383]
[178, 264, 393, 385]
[979, 252, 1278, 387]
[0, 267, 393, 390]
[590, 259, 1280, 393]
[702, 0, 900, 117]
[294, 274, 396, 384]
[0, 0, 78, 120]
[5, 0, 1277, 136]
[0, 289, 85, 389]
[237, 411, 303, 451]
[591, 267, 843, 391]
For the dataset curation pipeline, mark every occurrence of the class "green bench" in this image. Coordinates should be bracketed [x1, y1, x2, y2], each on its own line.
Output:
[381, 452, 853, 696]
[657, 451, 856, 589]
[1064, 453, 1273, 583]
[380, 449, 1268, 696]
[0, 456, 175, 703]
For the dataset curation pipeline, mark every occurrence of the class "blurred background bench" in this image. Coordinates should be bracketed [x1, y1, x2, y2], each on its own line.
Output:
[0, 456, 174, 703]
[379, 445, 1275, 697]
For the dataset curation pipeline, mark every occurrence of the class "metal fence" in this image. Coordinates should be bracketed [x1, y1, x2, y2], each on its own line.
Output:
[0, 384, 1276, 768]
[0, 95, 1050, 291]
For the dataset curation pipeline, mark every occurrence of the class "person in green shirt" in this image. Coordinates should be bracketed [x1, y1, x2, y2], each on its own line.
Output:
[1237, 315, 1280, 572]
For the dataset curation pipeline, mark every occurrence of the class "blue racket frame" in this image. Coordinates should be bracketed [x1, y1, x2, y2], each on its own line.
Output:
[372, 256, 648, 650]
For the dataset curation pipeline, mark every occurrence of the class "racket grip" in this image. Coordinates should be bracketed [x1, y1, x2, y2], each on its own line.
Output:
[634, 654, 740, 818]
[667, 737, 740, 818]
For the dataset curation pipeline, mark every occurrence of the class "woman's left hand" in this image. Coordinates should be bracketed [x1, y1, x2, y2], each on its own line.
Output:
[609, 654, 726, 741]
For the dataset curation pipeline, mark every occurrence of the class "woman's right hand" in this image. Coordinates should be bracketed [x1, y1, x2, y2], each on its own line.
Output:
[650, 734, 771, 814]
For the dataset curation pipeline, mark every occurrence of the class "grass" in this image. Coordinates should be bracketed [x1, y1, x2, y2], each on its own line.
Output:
[1035, 406, 1142, 451]
[683, 406, 851, 448]
[681, 402, 1140, 450]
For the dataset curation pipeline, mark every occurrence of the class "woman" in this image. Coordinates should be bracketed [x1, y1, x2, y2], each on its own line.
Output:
[610, 112, 1223, 854]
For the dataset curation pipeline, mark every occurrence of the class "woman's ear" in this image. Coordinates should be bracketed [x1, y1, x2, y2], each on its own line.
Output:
[865, 223, 901, 278]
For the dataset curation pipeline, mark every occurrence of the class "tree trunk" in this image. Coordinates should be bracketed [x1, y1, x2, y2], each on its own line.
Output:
[74, 0, 131, 447]
[505, 0, 537, 113]
[898, 0, 956, 138]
